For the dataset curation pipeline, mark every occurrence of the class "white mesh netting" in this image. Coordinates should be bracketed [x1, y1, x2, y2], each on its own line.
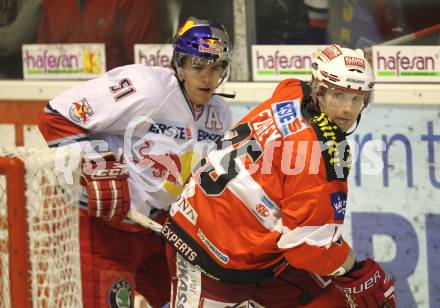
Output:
[0, 147, 82, 308]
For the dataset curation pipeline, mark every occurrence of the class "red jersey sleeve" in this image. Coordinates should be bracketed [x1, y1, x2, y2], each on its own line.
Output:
[38, 104, 89, 147]
[271, 88, 352, 276]
[279, 180, 350, 275]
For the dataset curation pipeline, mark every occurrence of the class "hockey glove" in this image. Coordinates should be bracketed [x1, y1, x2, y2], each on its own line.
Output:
[81, 152, 130, 223]
[331, 258, 396, 308]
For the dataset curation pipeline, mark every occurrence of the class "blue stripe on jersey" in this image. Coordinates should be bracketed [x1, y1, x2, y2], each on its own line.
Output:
[47, 134, 90, 148]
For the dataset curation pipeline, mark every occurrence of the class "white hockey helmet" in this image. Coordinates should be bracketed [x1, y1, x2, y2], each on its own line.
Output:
[311, 44, 375, 105]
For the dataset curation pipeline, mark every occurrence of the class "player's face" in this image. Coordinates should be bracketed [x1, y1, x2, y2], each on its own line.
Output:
[181, 57, 225, 106]
[320, 87, 367, 132]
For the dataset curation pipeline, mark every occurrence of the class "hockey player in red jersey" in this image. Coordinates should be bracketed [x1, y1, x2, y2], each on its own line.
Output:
[164, 44, 396, 307]
[39, 17, 233, 308]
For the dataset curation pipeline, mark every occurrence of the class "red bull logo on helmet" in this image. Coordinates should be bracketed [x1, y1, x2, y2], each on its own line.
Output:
[199, 39, 223, 55]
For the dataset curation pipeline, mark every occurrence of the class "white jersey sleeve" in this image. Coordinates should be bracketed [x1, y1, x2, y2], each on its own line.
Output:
[48, 65, 177, 133]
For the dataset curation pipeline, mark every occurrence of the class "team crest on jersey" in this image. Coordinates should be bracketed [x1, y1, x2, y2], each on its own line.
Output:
[254, 196, 278, 222]
[256, 204, 270, 217]
[68, 98, 94, 124]
[108, 279, 132, 308]
[330, 192, 347, 221]
[272, 99, 308, 137]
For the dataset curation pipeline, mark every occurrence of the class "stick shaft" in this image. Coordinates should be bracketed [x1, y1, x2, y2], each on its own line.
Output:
[127, 208, 163, 234]
[380, 24, 440, 46]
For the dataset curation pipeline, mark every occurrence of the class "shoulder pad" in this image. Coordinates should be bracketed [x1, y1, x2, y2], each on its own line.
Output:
[271, 79, 305, 102]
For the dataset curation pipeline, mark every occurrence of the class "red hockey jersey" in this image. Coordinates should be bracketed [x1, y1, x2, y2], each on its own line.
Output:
[164, 79, 352, 283]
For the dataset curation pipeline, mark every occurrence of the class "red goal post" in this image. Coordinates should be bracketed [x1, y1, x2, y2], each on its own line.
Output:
[0, 147, 82, 308]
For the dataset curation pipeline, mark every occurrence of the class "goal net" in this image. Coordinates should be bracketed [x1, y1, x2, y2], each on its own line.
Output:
[0, 147, 82, 308]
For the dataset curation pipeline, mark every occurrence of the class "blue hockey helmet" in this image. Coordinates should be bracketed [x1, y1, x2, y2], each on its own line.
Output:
[173, 17, 233, 82]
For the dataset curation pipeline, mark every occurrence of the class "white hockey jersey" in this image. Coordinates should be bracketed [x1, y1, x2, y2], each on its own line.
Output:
[39, 65, 232, 218]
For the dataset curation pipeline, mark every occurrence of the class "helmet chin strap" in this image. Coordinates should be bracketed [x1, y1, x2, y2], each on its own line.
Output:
[174, 72, 236, 116]
[344, 114, 361, 136]
[213, 66, 235, 98]
[344, 102, 368, 136]
[212, 66, 236, 98]
[213, 92, 236, 98]
[174, 72, 202, 121]
[174, 68, 197, 108]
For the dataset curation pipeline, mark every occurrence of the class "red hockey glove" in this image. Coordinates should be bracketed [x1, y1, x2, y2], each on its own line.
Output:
[81, 152, 130, 223]
[331, 258, 396, 308]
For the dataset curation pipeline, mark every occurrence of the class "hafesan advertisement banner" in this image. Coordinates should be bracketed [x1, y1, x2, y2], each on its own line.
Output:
[22, 44, 106, 79]
[252, 45, 440, 83]
[251, 45, 325, 81]
[373, 46, 440, 82]
[134, 44, 173, 68]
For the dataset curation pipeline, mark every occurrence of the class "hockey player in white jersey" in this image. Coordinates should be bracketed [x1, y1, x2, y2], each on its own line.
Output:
[39, 17, 233, 308]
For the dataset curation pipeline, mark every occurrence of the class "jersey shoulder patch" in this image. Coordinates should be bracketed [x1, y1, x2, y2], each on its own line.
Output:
[271, 98, 309, 138]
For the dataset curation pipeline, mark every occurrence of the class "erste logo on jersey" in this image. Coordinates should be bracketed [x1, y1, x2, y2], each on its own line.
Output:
[330, 192, 347, 221]
[68, 98, 94, 124]
[148, 120, 192, 140]
[272, 99, 308, 137]
[197, 129, 222, 142]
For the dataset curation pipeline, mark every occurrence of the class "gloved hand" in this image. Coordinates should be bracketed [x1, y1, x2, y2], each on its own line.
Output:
[331, 258, 396, 308]
[81, 152, 130, 223]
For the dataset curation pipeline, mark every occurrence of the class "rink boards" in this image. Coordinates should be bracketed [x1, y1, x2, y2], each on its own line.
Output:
[0, 81, 439, 307]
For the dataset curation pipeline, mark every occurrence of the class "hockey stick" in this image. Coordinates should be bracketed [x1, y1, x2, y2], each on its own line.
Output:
[127, 208, 163, 234]
[364, 23, 440, 53]
[378, 23, 440, 46]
